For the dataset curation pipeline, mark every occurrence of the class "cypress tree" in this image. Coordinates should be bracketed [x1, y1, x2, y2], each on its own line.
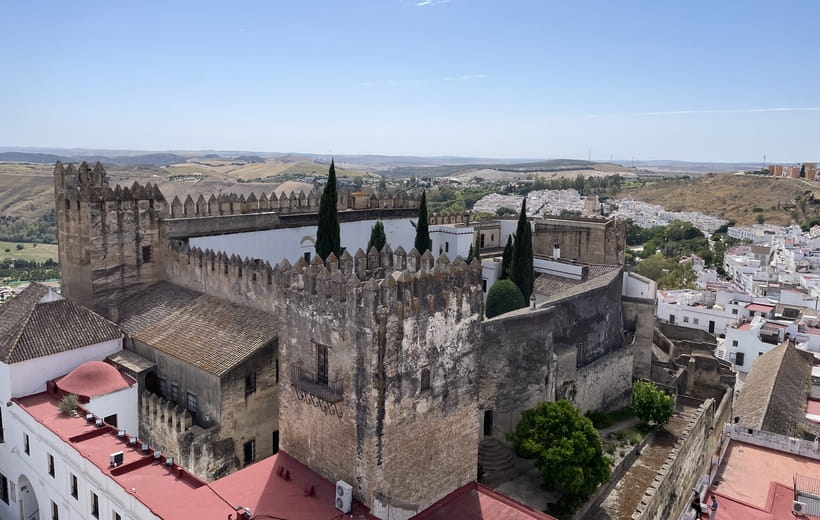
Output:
[510, 199, 534, 301]
[315, 159, 341, 260]
[367, 220, 387, 252]
[414, 191, 431, 253]
[501, 234, 513, 280]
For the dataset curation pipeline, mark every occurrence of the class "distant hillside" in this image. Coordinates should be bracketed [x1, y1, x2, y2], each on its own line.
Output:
[380, 159, 600, 178]
[0, 152, 73, 163]
[625, 173, 820, 226]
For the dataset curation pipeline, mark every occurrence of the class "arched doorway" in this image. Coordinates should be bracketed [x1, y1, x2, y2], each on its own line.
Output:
[17, 474, 39, 520]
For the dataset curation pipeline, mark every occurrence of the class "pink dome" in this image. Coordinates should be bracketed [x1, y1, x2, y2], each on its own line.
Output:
[57, 361, 132, 398]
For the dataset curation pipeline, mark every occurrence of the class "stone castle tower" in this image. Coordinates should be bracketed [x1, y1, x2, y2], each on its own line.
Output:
[54, 162, 165, 318]
[276, 247, 483, 518]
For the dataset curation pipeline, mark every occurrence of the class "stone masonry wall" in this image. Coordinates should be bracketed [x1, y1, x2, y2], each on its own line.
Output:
[479, 307, 554, 437]
[219, 341, 279, 471]
[532, 217, 625, 265]
[277, 247, 482, 517]
[632, 388, 732, 520]
[569, 343, 634, 414]
[164, 240, 280, 314]
[55, 162, 165, 318]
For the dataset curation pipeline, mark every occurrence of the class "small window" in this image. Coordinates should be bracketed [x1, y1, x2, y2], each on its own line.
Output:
[245, 373, 256, 396]
[243, 439, 256, 466]
[104, 414, 117, 427]
[186, 391, 198, 414]
[735, 352, 745, 366]
[70, 473, 78, 499]
[420, 368, 431, 391]
[159, 376, 168, 398]
[0, 473, 9, 504]
[51, 501, 59, 520]
[304, 252, 311, 262]
[758, 351, 763, 356]
[445, 242, 449, 253]
[693, 318, 699, 325]
[113, 512, 122, 520]
[480, 234, 485, 248]
[0, 408, 4, 443]
[65, 199, 71, 211]
[275, 358, 279, 383]
[731, 308, 738, 315]
[732, 340, 738, 347]
[482, 279, 487, 293]
[23, 433, 30, 455]
[91, 491, 99, 518]
[171, 382, 179, 403]
[141, 245, 153, 263]
[683, 316, 689, 323]
[272, 431, 279, 455]
[491, 234, 494, 242]
[317, 344, 329, 386]
[48, 453, 55, 477]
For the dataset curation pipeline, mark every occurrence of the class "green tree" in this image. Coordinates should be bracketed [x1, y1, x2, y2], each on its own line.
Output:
[367, 220, 387, 252]
[15, 244, 24, 250]
[500, 235, 513, 280]
[485, 279, 526, 318]
[509, 400, 611, 512]
[315, 159, 341, 260]
[632, 380, 674, 428]
[414, 191, 431, 253]
[756, 214, 765, 224]
[509, 200, 534, 301]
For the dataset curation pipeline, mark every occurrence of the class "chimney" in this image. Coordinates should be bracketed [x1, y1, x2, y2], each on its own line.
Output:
[553, 242, 560, 259]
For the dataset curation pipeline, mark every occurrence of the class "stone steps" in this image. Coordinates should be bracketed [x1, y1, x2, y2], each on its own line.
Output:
[478, 437, 517, 481]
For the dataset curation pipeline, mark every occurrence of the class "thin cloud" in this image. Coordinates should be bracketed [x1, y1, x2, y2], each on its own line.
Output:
[584, 107, 820, 118]
[416, 0, 455, 6]
[358, 74, 488, 87]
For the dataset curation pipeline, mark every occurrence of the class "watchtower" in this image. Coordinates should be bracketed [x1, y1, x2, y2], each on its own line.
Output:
[276, 246, 483, 518]
[54, 162, 165, 318]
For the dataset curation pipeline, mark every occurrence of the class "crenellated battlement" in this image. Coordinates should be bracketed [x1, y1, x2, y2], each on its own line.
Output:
[274, 245, 484, 317]
[55, 161, 165, 204]
[165, 188, 419, 219]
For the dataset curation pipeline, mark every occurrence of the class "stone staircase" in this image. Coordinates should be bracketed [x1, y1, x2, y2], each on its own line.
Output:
[478, 437, 519, 486]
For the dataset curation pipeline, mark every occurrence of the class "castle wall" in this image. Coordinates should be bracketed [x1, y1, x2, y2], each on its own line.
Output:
[277, 249, 482, 518]
[478, 308, 554, 437]
[54, 162, 165, 318]
[163, 242, 280, 313]
[532, 216, 625, 265]
[545, 270, 626, 369]
[631, 389, 732, 520]
[219, 341, 279, 470]
[565, 343, 634, 413]
[138, 391, 239, 480]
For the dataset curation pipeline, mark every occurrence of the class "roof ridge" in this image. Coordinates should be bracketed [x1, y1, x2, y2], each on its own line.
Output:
[759, 342, 791, 429]
[0, 285, 49, 363]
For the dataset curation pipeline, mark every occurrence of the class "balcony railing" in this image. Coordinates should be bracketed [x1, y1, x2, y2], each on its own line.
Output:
[291, 364, 344, 403]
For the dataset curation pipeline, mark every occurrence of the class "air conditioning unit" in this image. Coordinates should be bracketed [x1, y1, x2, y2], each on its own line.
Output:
[109, 451, 124, 467]
[793, 501, 807, 514]
[153, 451, 162, 460]
[165, 457, 174, 466]
[117, 430, 126, 438]
[128, 436, 137, 446]
[335, 480, 352, 514]
[95, 419, 104, 427]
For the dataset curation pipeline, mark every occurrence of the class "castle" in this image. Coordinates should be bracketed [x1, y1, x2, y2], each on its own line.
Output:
[52, 161, 655, 517]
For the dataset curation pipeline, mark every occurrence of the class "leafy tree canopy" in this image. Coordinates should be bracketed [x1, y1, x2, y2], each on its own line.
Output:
[632, 380, 674, 428]
[509, 199, 534, 300]
[509, 400, 611, 500]
[414, 191, 431, 253]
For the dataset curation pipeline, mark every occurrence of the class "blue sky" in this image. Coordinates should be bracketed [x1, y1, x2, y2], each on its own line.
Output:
[1, 1, 818, 162]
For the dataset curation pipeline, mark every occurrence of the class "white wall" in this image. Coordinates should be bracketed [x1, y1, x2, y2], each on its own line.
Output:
[85, 385, 139, 438]
[0, 400, 159, 520]
[430, 225, 474, 259]
[9, 338, 123, 398]
[190, 218, 418, 265]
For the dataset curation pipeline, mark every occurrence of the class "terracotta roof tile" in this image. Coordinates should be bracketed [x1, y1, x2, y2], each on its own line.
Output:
[118, 282, 278, 376]
[0, 283, 122, 364]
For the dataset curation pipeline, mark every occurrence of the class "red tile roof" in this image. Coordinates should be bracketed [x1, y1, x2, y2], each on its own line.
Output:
[746, 303, 775, 313]
[15, 392, 375, 520]
[410, 482, 557, 520]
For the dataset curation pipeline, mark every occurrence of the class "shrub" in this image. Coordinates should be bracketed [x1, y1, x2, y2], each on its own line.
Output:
[485, 279, 526, 318]
[59, 394, 79, 415]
